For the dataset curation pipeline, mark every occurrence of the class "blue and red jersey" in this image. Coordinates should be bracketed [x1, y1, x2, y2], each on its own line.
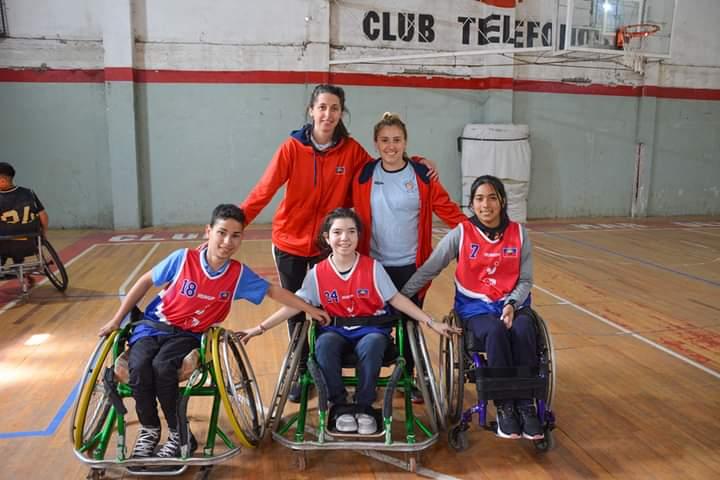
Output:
[130, 248, 269, 343]
[454, 221, 525, 318]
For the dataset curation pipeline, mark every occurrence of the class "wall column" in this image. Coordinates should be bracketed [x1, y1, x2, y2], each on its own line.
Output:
[103, 0, 141, 228]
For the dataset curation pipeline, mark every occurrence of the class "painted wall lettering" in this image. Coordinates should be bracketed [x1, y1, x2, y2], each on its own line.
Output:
[363, 11, 435, 43]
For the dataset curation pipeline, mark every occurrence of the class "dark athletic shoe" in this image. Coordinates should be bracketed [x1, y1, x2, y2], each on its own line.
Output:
[517, 403, 544, 440]
[495, 402, 522, 439]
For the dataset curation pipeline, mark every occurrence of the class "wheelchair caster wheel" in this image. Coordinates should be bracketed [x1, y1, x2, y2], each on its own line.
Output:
[296, 451, 307, 471]
[534, 429, 555, 453]
[407, 454, 418, 473]
[86, 469, 105, 480]
[448, 424, 470, 452]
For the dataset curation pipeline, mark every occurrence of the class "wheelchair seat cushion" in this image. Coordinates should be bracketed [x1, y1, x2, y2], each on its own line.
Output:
[114, 348, 201, 384]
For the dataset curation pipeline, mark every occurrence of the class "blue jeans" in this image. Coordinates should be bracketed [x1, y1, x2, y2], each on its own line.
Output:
[315, 331, 389, 408]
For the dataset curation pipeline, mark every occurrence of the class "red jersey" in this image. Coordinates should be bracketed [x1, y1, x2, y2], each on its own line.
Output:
[455, 221, 523, 303]
[314, 254, 386, 317]
[154, 249, 243, 333]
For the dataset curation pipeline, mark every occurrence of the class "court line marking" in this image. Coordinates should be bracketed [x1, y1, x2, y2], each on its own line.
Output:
[0, 382, 79, 439]
[543, 231, 720, 287]
[118, 242, 160, 297]
[535, 285, 720, 380]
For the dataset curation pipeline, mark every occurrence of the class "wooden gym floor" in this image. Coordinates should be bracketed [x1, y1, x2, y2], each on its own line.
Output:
[0, 216, 719, 479]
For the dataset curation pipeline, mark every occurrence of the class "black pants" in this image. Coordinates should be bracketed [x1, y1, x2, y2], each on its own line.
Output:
[0, 239, 37, 265]
[272, 246, 323, 370]
[128, 334, 200, 430]
[383, 263, 422, 375]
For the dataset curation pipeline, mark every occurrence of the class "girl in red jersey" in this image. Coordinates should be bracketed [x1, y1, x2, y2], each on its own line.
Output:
[240, 208, 459, 434]
[401, 175, 543, 441]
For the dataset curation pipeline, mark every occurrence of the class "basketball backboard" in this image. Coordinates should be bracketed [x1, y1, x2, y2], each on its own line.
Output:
[557, 0, 676, 57]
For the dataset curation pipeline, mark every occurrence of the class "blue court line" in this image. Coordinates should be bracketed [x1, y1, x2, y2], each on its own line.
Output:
[0, 381, 80, 440]
[544, 231, 720, 288]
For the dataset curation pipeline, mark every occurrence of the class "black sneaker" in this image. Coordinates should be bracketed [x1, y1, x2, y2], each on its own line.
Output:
[517, 403, 544, 440]
[157, 429, 198, 458]
[288, 381, 314, 403]
[131, 425, 161, 458]
[495, 403, 522, 439]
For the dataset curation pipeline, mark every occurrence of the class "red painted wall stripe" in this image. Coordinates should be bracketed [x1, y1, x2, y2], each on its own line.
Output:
[0, 67, 718, 100]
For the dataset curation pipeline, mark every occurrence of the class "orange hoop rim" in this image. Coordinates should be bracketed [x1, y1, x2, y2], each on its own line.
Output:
[621, 23, 660, 39]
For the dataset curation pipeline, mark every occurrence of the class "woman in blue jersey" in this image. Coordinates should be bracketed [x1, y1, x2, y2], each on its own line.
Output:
[401, 175, 542, 441]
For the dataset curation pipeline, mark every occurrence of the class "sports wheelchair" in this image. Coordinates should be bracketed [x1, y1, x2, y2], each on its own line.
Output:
[0, 222, 68, 296]
[440, 308, 556, 452]
[71, 310, 264, 479]
[266, 317, 445, 472]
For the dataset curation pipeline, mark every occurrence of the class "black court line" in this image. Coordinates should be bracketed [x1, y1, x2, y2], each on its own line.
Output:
[543, 231, 720, 288]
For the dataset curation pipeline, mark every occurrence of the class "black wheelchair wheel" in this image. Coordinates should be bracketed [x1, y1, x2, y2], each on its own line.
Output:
[534, 428, 555, 453]
[440, 311, 464, 424]
[41, 238, 68, 292]
[531, 309, 556, 409]
[448, 423, 469, 452]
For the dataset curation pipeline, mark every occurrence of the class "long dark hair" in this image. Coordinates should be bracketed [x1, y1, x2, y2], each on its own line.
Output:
[468, 175, 510, 239]
[315, 208, 363, 257]
[307, 84, 350, 142]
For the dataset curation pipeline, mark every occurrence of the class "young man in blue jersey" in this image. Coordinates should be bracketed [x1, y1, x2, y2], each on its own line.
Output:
[98, 204, 329, 458]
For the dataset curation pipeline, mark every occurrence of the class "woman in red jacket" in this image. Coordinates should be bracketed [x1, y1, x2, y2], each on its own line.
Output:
[352, 112, 466, 402]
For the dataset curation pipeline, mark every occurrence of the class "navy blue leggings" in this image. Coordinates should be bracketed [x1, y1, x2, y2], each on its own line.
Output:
[463, 310, 537, 369]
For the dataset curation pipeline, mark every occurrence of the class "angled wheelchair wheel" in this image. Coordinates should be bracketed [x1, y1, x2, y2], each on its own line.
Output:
[41, 238, 68, 292]
[211, 329, 264, 448]
[71, 332, 117, 453]
[440, 311, 464, 424]
[407, 321, 445, 431]
[531, 309, 556, 409]
[266, 321, 307, 433]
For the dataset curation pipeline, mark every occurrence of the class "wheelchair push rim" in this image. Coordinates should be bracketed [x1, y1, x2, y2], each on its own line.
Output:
[71, 332, 117, 452]
[211, 329, 264, 448]
[40, 238, 68, 292]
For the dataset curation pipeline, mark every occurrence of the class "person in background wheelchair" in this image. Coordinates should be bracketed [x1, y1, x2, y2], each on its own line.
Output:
[402, 175, 543, 440]
[239, 208, 459, 435]
[97, 204, 329, 459]
[0, 162, 49, 290]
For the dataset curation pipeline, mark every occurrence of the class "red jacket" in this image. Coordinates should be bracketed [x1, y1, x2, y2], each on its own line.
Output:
[352, 159, 466, 274]
[241, 125, 372, 257]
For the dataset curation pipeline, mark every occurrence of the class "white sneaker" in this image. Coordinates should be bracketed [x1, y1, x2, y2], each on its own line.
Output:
[356, 413, 377, 435]
[335, 413, 358, 433]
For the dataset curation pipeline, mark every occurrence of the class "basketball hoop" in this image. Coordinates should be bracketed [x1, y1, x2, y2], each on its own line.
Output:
[617, 23, 661, 74]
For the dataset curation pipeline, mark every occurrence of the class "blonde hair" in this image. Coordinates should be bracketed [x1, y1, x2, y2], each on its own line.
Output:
[373, 112, 408, 142]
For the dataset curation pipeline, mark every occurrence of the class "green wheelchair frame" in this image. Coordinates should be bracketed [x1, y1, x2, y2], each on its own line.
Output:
[70, 322, 264, 478]
[266, 318, 446, 472]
